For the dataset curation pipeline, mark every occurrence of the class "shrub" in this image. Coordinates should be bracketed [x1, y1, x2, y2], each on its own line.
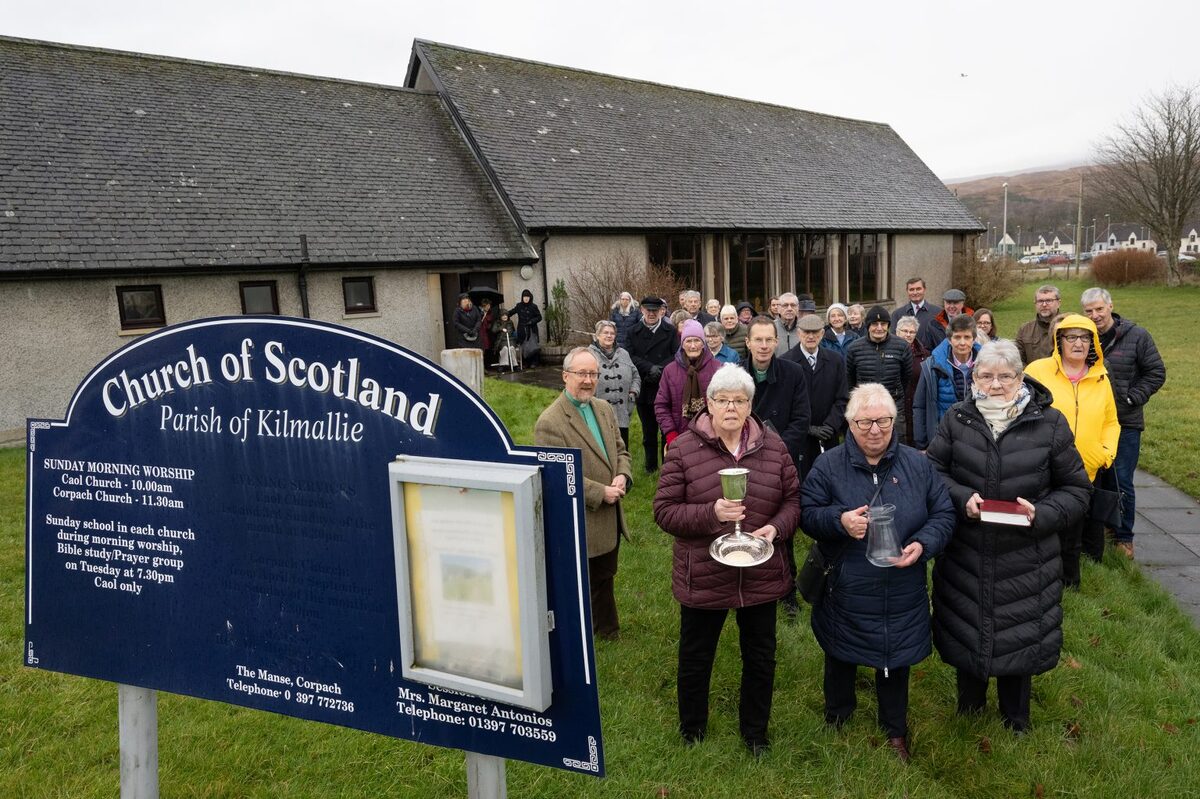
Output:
[544, 278, 570, 346]
[566, 252, 684, 342]
[952, 253, 1022, 310]
[1090, 249, 1166, 286]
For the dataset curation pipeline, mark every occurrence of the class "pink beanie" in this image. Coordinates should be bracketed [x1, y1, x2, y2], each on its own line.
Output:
[679, 319, 705, 342]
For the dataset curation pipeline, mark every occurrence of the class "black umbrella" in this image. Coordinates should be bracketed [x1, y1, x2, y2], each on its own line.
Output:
[468, 288, 504, 308]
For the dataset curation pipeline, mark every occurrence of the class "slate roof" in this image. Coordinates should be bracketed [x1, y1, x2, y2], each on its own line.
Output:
[0, 37, 534, 275]
[411, 40, 983, 233]
[1108, 224, 1151, 242]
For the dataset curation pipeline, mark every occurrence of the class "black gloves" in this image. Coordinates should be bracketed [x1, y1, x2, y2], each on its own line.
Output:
[810, 424, 835, 442]
[649, 365, 663, 381]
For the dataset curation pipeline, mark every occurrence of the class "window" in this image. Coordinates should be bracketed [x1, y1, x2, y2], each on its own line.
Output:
[342, 276, 376, 314]
[239, 281, 279, 315]
[727, 234, 767, 310]
[846, 233, 883, 303]
[793, 234, 830, 305]
[648, 234, 700, 288]
[116, 285, 166, 329]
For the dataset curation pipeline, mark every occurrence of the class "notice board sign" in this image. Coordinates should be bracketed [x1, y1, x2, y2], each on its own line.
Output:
[25, 317, 604, 776]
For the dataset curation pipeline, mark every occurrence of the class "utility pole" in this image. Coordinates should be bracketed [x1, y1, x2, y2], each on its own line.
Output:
[1075, 174, 1084, 277]
[1002, 182, 1009, 259]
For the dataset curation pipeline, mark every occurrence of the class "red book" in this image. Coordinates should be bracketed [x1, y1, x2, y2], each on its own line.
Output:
[980, 499, 1031, 526]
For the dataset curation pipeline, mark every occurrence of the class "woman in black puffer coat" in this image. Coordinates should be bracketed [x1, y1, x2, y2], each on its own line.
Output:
[926, 339, 1091, 733]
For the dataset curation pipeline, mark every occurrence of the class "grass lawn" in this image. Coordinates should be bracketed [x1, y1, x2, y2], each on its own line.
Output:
[989, 276, 1200, 498]
[2, 278, 1198, 796]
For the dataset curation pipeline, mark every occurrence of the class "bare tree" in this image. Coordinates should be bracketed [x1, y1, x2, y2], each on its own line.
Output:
[566, 252, 683, 342]
[1094, 85, 1200, 286]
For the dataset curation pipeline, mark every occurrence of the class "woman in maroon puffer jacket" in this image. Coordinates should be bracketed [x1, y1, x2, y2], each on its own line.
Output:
[653, 363, 801, 756]
[655, 319, 720, 448]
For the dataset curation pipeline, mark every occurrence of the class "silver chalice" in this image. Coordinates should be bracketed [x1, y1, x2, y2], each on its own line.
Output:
[709, 467, 773, 568]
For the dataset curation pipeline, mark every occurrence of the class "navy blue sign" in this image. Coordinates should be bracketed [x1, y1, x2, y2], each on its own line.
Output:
[25, 317, 603, 776]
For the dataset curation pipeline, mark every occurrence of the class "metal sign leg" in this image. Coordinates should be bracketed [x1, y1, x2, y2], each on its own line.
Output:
[466, 751, 507, 799]
[118, 684, 158, 799]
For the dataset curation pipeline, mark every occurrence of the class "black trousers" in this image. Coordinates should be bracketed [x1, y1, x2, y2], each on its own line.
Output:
[589, 541, 620, 637]
[618, 426, 630, 450]
[678, 601, 777, 745]
[823, 654, 910, 738]
[636, 393, 663, 471]
[1061, 474, 1107, 587]
[956, 669, 1032, 731]
[1060, 517, 1085, 587]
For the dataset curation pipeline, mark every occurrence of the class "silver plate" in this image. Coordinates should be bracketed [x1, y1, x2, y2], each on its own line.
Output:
[709, 534, 774, 568]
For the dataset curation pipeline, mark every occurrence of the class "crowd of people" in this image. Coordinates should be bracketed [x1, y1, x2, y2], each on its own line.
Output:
[527, 279, 1166, 761]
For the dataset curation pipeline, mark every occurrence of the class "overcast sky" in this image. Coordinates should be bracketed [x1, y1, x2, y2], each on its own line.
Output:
[6, 0, 1196, 181]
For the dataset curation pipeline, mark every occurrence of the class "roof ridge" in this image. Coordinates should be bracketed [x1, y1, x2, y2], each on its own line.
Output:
[414, 38, 893, 130]
[0, 34, 435, 96]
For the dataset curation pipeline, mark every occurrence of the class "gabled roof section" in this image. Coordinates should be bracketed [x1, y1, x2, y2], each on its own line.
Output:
[412, 40, 984, 232]
[0, 37, 535, 275]
[1109, 224, 1150, 241]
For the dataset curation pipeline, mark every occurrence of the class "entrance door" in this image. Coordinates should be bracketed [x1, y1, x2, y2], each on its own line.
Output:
[439, 271, 501, 350]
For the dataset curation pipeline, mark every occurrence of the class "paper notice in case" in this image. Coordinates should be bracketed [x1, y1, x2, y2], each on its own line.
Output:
[980, 499, 1032, 527]
[403, 484, 522, 689]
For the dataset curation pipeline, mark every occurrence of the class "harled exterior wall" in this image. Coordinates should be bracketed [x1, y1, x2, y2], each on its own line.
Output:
[892, 234, 955, 304]
[0, 267, 446, 432]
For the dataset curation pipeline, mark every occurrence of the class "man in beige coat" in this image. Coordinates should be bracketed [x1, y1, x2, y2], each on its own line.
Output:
[535, 347, 633, 640]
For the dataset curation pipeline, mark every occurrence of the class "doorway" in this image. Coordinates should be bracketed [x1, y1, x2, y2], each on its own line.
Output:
[439, 271, 502, 350]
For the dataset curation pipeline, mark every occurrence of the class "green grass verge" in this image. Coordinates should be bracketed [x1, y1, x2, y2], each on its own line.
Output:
[3, 365, 1199, 796]
[990, 276, 1200, 497]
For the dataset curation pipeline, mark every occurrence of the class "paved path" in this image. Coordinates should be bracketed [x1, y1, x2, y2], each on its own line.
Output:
[1132, 469, 1200, 626]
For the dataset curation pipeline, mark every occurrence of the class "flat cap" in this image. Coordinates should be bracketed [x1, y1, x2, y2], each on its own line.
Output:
[797, 314, 825, 331]
[943, 288, 967, 302]
[640, 296, 666, 309]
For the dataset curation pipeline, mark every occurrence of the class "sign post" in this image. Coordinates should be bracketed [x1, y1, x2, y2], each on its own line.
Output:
[118, 684, 157, 799]
[26, 317, 604, 793]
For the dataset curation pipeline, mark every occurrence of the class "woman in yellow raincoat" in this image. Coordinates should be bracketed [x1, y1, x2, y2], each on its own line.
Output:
[1025, 313, 1119, 587]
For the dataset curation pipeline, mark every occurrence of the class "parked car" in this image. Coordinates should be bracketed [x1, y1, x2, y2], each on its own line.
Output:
[1080, 251, 1094, 262]
[1018, 255, 1039, 265]
[1045, 253, 1071, 265]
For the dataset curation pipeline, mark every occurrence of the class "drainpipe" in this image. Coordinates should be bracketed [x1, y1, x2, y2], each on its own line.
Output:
[538, 234, 551, 339]
[298, 235, 311, 318]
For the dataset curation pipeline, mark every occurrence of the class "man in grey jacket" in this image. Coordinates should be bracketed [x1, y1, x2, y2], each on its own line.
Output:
[1082, 287, 1167, 559]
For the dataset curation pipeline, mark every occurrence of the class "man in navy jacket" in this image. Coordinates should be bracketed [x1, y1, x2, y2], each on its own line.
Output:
[741, 316, 810, 617]
[783, 314, 849, 481]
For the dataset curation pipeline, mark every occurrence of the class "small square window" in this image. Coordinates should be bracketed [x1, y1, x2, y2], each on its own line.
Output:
[343, 276, 376, 314]
[116, 285, 166, 329]
[240, 281, 279, 315]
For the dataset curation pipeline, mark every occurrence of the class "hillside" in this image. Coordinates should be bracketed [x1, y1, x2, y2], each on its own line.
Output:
[946, 165, 1108, 245]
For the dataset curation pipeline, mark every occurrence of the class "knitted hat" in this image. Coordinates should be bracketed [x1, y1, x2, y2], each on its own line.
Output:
[864, 305, 890, 327]
[679, 319, 705, 342]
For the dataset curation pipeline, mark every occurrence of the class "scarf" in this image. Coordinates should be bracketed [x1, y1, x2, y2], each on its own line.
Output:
[973, 383, 1031, 438]
[682, 356, 705, 420]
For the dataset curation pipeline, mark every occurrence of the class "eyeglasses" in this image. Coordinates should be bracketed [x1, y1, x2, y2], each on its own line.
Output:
[1060, 333, 1090, 344]
[851, 416, 894, 431]
[565, 370, 600, 380]
[1035, 298, 1059, 305]
[974, 372, 1019, 385]
[710, 398, 750, 408]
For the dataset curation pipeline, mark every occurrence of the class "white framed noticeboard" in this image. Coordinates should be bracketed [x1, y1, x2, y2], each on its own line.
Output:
[387, 455, 551, 711]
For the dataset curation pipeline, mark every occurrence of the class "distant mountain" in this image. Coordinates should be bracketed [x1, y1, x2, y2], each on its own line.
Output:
[946, 166, 1110, 246]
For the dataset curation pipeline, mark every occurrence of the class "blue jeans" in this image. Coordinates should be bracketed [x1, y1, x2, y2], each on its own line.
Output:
[1113, 427, 1141, 542]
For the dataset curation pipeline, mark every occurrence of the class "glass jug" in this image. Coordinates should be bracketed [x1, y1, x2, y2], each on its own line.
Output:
[865, 503, 902, 567]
